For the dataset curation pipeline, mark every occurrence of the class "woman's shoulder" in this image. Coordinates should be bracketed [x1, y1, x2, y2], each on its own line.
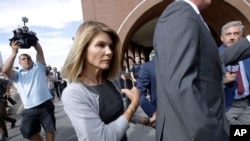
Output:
[62, 81, 97, 98]
[63, 81, 84, 93]
[61, 81, 100, 107]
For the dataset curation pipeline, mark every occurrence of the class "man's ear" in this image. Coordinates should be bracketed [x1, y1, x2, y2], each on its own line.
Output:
[220, 36, 223, 42]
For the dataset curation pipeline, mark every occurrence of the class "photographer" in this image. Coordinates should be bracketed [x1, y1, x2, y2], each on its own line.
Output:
[46, 68, 56, 100]
[2, 35, 56, 141]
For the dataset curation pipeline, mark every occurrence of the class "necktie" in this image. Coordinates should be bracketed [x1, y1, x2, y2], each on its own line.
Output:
[236, 67, 244, 94]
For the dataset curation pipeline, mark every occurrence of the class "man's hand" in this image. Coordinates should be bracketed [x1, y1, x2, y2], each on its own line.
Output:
[10, 40, 20, 54]
[149, 112, 157, 128]
[224, 72, 236, 83]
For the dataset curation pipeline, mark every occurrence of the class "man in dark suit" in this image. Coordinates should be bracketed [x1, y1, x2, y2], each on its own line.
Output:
[137, 51, 157, 126]
[130, 56, 141, 86]
[153, 0, 250, 140]
[219, 21, 250, 124]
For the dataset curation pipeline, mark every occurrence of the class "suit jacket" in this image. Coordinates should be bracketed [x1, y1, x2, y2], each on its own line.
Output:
[219, 45, 250, 111]
[137, 60, 157, 117]
[52, 71, 61, 82]
[153, 1, 250, 141]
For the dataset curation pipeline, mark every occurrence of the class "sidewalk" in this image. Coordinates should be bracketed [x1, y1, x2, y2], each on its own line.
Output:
[6, 99, 155, 141]
[6, 99, 77, 141]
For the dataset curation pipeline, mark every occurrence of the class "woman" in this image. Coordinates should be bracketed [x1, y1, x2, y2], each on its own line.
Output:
[61, 21, 140, 141]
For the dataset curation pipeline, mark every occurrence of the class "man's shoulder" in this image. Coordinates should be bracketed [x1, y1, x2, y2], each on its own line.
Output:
[243, 57, 250, 61]
[142, 60, 154, 68]
[168, 1, 196, 14]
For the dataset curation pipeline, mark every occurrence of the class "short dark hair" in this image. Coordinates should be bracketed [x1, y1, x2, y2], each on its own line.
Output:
[18, 53, 32, 60]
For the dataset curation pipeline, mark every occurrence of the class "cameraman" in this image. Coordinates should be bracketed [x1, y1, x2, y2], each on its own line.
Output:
[2, 40, 56, 141]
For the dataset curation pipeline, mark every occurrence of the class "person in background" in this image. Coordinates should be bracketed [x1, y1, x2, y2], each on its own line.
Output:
[130, 56, 141, 86]
[58, 78, 67, 94]
[153, 0, 250, 140]
[61, 21, 154, 141]
[0, 71, 16, 141]
[46, 65, 52, 73]
[52, 67, 61, 100]
[46, 68, 56, 100]
[140, 57, 146, 64]
[2, 41, 56, 141]
[218, 21, 250, 124]
[137, 50, 157, 127]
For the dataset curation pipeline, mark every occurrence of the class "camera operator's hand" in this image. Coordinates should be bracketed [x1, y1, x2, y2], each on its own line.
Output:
[10, 40, 20, 54]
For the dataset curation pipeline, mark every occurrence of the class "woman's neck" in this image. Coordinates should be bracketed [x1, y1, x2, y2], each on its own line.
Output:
[80, 72, 103, 86]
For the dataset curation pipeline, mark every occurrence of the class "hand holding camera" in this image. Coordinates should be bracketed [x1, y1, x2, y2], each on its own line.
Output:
[9, 17, 38, 49]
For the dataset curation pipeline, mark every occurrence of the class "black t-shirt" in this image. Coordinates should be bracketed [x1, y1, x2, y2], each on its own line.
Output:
[85, 81, 124, 123]
[85, 81, 127, 141]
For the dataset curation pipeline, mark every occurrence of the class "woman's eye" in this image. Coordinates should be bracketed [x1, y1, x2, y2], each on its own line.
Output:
[97, 43, 105, 48]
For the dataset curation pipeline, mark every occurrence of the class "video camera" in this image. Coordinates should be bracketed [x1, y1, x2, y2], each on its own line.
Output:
[9, 17, 38, 49]
[45, 67, 51, 76]
[4, 96, 17, 105]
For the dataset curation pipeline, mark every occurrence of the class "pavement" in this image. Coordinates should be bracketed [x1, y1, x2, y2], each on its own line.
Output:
[7, 99, 77, 141]
[5, 99, 156, 141]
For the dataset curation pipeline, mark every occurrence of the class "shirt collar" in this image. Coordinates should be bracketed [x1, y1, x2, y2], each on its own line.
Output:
[177, 0, 200, 15]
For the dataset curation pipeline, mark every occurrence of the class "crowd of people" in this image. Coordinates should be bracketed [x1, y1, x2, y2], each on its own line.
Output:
[1, 0, 250, 141]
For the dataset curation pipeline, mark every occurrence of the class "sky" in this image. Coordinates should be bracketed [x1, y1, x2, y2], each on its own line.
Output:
[0, 0, 83, 71]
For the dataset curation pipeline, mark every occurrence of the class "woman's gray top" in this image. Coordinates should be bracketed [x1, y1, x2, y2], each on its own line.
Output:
[62, 81, 129, 141]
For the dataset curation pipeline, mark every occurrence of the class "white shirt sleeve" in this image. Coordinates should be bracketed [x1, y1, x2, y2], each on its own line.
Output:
[247, 35, 250, 42]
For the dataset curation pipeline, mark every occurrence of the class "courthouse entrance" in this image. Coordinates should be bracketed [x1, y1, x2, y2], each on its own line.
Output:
[81, 0, 250, 68]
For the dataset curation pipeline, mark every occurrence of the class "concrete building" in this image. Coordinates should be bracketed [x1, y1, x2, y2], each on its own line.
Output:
[81, 0, 250, 69]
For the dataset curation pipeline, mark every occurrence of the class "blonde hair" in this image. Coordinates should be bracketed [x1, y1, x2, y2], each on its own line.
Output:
[61, 21, 121, 82]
